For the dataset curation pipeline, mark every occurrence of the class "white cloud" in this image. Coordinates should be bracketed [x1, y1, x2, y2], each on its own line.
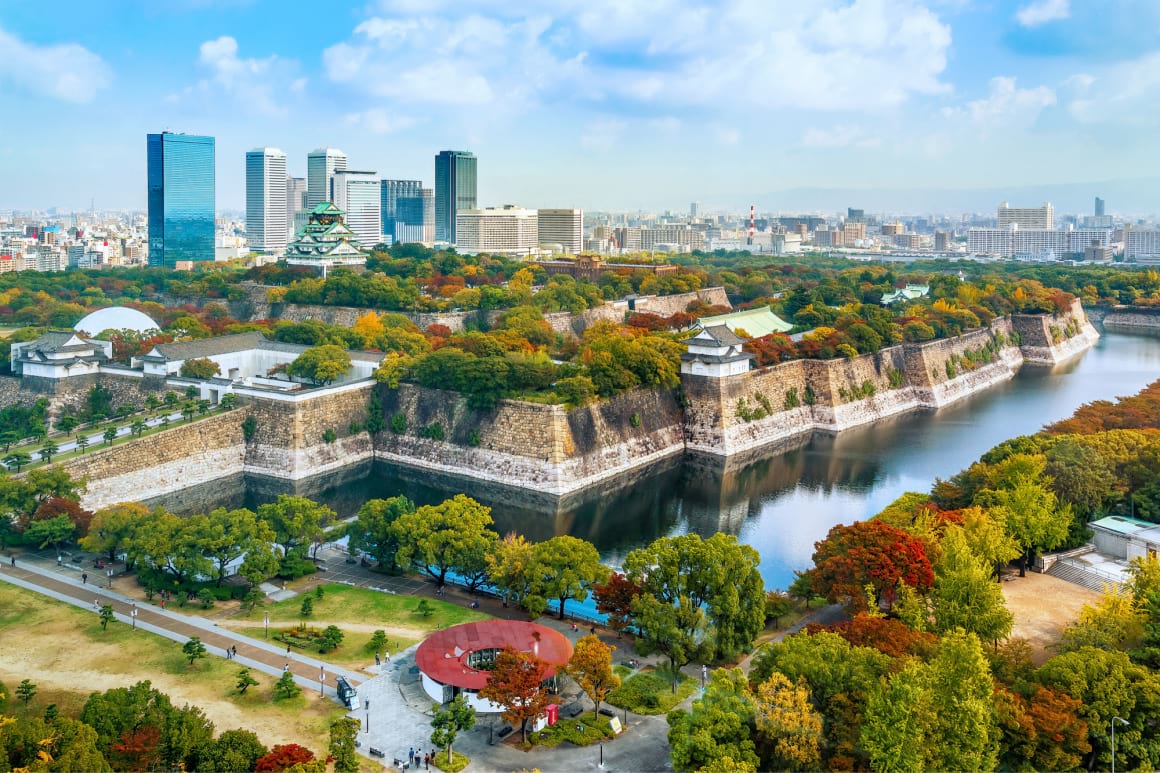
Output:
[196, 36, 301, 117]
[579, 119, 626, 151]
[344, 108, 417, 135]
[0, 26, 111, 103]
[802, 125, 880, 148]
[943, 76, 1055, 130]
[324, 0, 952, 114]
[1067, 52, 1160, 125]
[1015, 0, 1070, 27]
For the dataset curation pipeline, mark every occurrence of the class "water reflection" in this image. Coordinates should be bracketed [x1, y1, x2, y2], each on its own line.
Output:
[151, 329, 1160, 592]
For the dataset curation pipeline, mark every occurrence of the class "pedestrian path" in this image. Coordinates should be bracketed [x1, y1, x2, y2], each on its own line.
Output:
[0, 558, 360, 698]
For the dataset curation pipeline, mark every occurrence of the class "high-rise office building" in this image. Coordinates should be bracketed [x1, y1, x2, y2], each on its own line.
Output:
[382, 179, 423, 243]
[306, 148, 347, 207]
[245, 148, 288, 254]
[537, 209, 583, 254]
[847, 207, 865, 223]
[435, 150, 477, 244]
[147, 132, 215, 267]
[689, 201, 700, 217]
[395, 188, 435, 245]
[286, 176, 307, 238]
[332, 170, 382, 247]
[997, 201, 1054, 230]
[1095, 197, 1106, 217]
[455, 205, 537, 255]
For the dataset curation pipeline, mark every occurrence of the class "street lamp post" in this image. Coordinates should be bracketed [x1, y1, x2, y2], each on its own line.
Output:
[264, 612, 269, 639]
[364, 698, 369, 733]
[319, 668, 325, 696]
[131, 604, 137, 630]
[1112, 716, 1129, 773]
[599, 743, 604, 768]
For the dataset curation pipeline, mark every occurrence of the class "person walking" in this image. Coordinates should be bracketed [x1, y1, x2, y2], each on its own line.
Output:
[225, 646, 232, 659]
[375, 652, 381, 666]
[81, 573, 88, 584]
[9, 556, 14, 567]
[283, 664, 289, 673]
[408, 747, 414, 765]
[231, 645, 237, 659]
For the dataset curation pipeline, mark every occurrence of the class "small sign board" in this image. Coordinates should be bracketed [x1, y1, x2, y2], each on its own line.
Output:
[609, 716, 623, 735]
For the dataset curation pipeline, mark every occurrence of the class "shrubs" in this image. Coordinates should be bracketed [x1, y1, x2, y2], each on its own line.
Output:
[390, 413, 407, 434]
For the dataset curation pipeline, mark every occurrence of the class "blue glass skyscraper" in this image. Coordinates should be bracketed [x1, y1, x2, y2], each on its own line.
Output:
[434, 150, 477, 244]
[147, 132, 215, 267]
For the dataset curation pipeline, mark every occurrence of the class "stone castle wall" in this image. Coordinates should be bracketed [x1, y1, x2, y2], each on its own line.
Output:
[373, 384, 684, 495]
[60, 411, 246, 510]
[1098, 305, 1160, 332]
[1012, 299, 1100, 364]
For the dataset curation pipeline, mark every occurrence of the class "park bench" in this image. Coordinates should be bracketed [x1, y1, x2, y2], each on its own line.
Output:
[367, 747, 384, 758]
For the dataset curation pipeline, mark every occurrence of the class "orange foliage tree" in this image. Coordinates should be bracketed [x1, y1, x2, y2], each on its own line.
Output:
[478, 646, 552, 743]
[808, 520, 934, 611]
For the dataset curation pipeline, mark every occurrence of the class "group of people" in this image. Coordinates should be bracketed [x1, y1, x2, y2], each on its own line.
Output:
[224, 645, 238, 659]
[407, 747, 435, 770]
[374, 650, 391, 666]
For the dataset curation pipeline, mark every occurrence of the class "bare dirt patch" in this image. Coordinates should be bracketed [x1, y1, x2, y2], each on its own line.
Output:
[1002, 571, 1101, 663]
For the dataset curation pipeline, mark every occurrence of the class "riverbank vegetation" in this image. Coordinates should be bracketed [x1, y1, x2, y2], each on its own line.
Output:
[673, 376, 1160, 772]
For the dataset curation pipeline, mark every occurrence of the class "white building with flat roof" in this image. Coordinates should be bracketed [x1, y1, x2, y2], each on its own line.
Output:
[1126, 228, 1160, 262]
[306, 148, 347, 208]
[455, 206, 538, 255]
[998, 202, 1054, 230]
[537, 208, 583, 254]
[332, 170, 382, 248]
[246, 148, 288, 254]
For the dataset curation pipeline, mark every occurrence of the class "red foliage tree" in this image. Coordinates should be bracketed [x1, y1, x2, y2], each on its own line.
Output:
[627, 312, 667, 331]
[592, 572, 642, 637]
[254, 744, 317, 772]
[30, 496, 94, 536]
[745, 333, 798, 366]
[478, 646, 551, 743]
[809, 520, 934, 611]
[110, 725, 162, 771]
[807, 613, 937, 658]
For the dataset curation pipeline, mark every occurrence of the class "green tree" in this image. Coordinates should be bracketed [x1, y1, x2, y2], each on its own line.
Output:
[299, 596, 314, 620]
[16, 678, 36, 705]
[348, 496, 414, 571]
[125, 509, 212, 584]
[103, 426, 117, 446]
[159, 704, 215, 771]
[487, 532, 536, 609]
[392, 494, 498, 589]
[218, 393, 238, 411]
[194, 506, 276, 586]
[1, 715, 110, 772]
[319, 625, 344, 652]
[38, 438, 59, 463]
[959, 506, 1021, 580]
[76, 435, 90, 454]
[527, 535, 609, 620]
[24, 514, 75, 551]
[273, 671, 301, 700]
[861, 664, 927, 773]
[328, 717, 361, 773]
[4, 450, 30, 472]
[99, 603, 115, 631]
[921, 631, 1000, 772]
[56, 414, 79, 436]
[367, 629, 388, 653]
[183, 636, 207, 665]
[236, 667, 259, 694]
[81, 502, 151, 561]
[668, 668, 759, 773]
[931, 526, 1014, 641]
[198, 728, 268, 773]
[287, 344, 352, 386]
[430, 694, 476, 762]
[180, 357, 221, 379]
[978, 455, 1072, 576]
[256, 494, 336, 559]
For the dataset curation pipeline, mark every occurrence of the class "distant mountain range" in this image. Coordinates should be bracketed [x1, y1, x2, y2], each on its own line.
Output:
[752, 178, 1160, 218]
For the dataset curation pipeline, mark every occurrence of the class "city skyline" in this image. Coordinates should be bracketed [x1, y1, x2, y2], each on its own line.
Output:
[3, 0, 1160, 212]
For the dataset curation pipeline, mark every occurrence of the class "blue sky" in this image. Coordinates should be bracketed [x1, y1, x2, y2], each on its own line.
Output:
[1, 0, 1159, 213]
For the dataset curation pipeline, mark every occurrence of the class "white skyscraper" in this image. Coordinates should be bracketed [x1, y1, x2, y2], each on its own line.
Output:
[333, 170, 383, 247]
[537, 208, 583, 254]
[307, 148, 347, 207]
[245, 148, 288, 253]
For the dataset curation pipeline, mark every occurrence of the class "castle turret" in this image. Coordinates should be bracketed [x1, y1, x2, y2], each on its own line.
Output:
[680, 325, 754, 378]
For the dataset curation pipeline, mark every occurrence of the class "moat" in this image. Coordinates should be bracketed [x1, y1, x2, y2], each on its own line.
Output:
[152, 328, 1160, 592]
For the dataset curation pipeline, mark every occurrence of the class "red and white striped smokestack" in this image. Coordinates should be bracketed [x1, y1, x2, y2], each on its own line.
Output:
[748, 205, 755, 244]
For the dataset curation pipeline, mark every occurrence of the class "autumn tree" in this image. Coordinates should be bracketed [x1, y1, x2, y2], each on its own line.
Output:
[526, 535, 609, 619]
[487, 532, 535, 608]
[808, 520, 934, 611]
[753, 672, 823, 770]
[592, 572, 641, 637]
[668, 668, 759, 773]
[977, 454, 1073, 576]
[931, 526, 1014, 641]
[254, 743, 316, 772]
[430, 694, 476, 763]
[392, 494, 497, 589]
[478, 646, 551, 743]
[567, 634, 620, 718]
[179, 357, 220, 379]
[286, 344, 352, 385]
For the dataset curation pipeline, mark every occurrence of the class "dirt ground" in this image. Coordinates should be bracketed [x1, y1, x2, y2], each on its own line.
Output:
[0, 585, 348, 753]
[1002, 571, 1101, 663]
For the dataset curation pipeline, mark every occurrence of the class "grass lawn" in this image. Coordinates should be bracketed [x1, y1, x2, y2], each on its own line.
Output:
[229, 623, 420, 669]
[0, 583, 349, 753]
[606, 667, 698, 715]
[531, 712, 615, 747]
[248, 583, 490, 631]
[433, 750, 470, 772]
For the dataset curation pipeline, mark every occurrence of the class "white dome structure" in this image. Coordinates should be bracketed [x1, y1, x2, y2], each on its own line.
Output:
[74, 306, 160, 336]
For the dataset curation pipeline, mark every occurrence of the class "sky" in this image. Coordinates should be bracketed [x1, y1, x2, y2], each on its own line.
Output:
[1, 0, 1159, 214]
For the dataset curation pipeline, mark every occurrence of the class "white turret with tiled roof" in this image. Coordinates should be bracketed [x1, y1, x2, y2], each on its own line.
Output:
[680, 324, 754, 377]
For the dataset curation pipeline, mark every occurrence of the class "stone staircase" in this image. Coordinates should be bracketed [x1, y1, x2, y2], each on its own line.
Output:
[1046, 559, 1122, 593]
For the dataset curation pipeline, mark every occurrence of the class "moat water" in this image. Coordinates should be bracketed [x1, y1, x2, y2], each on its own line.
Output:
[154, 328, 1160, 593]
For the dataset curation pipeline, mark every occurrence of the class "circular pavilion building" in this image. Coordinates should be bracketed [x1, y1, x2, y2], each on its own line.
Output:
[415, 620, 573, 711]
